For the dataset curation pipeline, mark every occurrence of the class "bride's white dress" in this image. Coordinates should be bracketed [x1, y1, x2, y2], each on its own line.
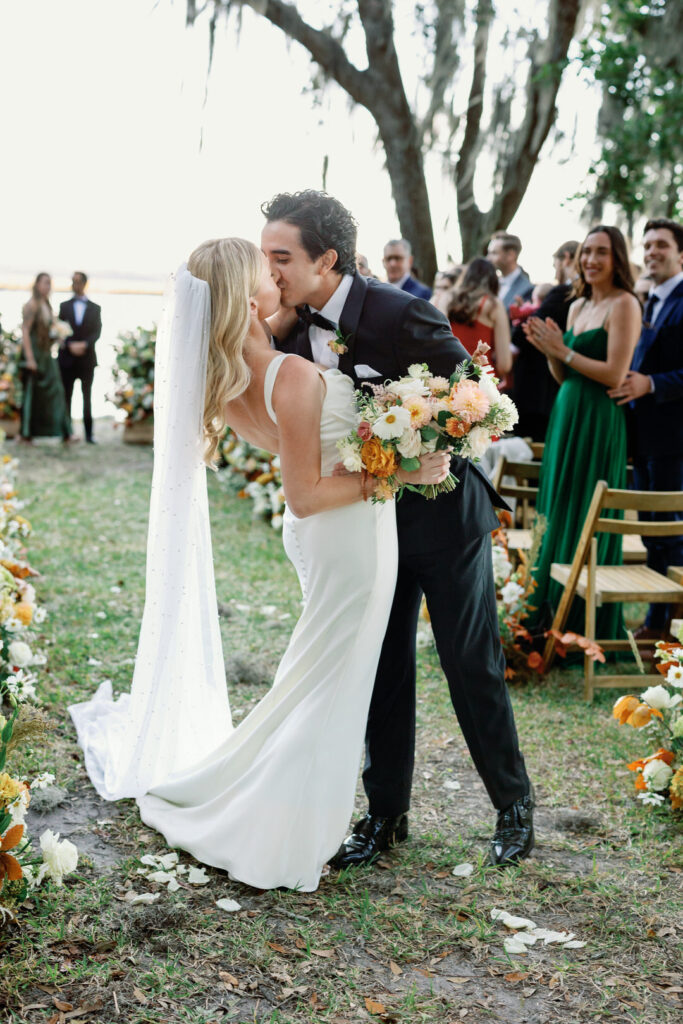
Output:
[134, 356, 397, 891]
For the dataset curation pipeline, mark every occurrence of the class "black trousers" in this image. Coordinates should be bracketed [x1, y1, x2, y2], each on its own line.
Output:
[363, 531, 529, 816]
[60, 365, 94, 440]
[633, 454, 683, 629]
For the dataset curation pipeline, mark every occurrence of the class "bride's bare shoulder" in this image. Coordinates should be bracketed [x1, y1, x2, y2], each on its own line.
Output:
[271, 355, 323, 412]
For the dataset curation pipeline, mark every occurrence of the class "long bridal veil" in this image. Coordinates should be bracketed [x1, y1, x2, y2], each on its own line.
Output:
[70, 265, 232, 800]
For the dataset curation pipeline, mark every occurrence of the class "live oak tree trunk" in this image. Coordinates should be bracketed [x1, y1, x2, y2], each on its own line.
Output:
[187, 0, 582, 270]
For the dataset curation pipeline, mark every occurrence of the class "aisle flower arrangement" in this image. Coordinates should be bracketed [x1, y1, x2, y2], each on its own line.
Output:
[217, 430, 285, 529]
[109, 325, 156, 426]
[612, 629, 683, 811]
[0, 326, 23, 424]
[491, 513, 544, 680]
[0, 443, 77, 925]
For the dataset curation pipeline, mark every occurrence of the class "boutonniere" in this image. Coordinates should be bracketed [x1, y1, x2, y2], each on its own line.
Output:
[329, 327, 351, 356]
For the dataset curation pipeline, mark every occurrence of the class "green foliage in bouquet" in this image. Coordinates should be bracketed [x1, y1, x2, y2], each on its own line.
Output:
[109, 326, 156, 424]
[0, 325, 23, 421]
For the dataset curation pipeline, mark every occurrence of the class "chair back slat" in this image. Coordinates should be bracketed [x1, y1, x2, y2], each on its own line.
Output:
[602, 488, 683, 512]
[596, 518, 683, 537]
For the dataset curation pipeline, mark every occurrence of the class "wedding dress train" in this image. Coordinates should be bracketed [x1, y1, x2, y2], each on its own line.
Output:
[136, 358, 397, 890]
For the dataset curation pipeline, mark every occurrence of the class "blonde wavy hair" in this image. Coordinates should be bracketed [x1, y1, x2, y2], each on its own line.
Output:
[187, 237, 263, 467]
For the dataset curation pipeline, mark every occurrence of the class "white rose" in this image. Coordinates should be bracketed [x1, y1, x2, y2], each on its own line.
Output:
[463, 425, 491, 460]
[407, 363, 428, 379]
[666, 664, 683, 688]
[500, 580, 525, 608]
[341, 447, 363, 472]
[373, 405, 412, 440]
[642, 758, 674, 792]
[386, 379, 429, 401]
[641, 684, 681, 711]
[8, 640, 32, 668]
[477, 371, 500, 403]
[397, 428, 422, 459]
[36, 829, 79, 886]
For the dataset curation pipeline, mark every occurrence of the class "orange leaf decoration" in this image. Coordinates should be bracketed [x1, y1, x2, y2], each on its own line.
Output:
[656, 661, 676, 677]
[0, 824, 24, 852]
[365, 998, 387, 1016]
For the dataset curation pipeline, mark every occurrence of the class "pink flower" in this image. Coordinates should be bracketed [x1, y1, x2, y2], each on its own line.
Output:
[358, 421, 373, 441]
[402, 394, 433, 428]
[448, 380, 490, 423]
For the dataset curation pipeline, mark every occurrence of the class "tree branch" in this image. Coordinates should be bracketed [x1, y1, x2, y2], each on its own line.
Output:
[455, 0, 492, 236]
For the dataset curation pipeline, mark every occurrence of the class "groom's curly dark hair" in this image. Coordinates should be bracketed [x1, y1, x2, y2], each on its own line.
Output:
[262, 190, 358, 276]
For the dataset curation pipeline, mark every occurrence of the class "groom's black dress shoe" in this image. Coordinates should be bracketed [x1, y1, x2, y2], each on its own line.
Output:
[489, 790, 535, 866]
[329, 813, 409, 870]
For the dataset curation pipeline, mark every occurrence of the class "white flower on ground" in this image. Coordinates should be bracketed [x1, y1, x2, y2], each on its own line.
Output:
[452, 862, 474, 877]
[8, 787, 30, 826]
[642, 758, 674, 792]
[33, 607, 47, 624]
[36, 830, 78, 886]
[187, 865, 210, 885]
[31, 772, 56, 790]
[8, 640, 32, 668]
[666, 664, 683, 688]
[216, 897, 242, 912]
[373, 405, 412, 440]
[638, 791, 665, 806]
[396, 428, 422, 459]
[641, 684, 682, 711]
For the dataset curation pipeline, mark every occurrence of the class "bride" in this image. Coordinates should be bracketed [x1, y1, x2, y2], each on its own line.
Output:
[70, 238, 449, 891]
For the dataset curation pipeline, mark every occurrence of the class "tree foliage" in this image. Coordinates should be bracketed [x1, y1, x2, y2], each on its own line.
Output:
[580, 0, 683, 230]
[186, 0, 582, 275]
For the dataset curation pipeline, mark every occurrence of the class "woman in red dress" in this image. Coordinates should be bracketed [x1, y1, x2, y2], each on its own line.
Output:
[445, 258, 512, 381]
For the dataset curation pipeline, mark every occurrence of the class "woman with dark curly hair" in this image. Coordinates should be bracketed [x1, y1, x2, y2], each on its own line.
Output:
[523, 225, 641, 636]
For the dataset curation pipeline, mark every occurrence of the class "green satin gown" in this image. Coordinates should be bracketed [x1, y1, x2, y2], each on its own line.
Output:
[21, 329, 71, 440]
[530, 326, 626, 639]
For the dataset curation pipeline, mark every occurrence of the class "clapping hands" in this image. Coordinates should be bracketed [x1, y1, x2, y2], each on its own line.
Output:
[522, 316, 567, 359]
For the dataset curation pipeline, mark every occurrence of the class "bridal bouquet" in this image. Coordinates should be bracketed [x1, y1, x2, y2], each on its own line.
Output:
[49, 319, 72, 343]
[337, 358, 518, 501]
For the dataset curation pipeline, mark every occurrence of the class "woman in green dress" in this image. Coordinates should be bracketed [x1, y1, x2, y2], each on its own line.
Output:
[522, 226, 642, 638]
[20, 273, 72, 443]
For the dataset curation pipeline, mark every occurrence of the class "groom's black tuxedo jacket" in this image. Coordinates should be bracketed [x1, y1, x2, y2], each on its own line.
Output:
[58, 298, 102, 374]
[276, 273, 505, 553]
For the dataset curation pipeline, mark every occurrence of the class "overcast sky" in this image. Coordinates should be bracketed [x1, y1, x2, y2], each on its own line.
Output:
[2, 0, 620, 286]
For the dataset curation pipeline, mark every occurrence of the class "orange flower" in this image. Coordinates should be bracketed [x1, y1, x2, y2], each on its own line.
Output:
[670, 767, 683, 810]
[12, 602, 33, 626]
[360, 437, 399, 479]
[0, 824, 24, 889]
[629, 703, 664, 727]
[613, 695, 640, 724]
[627, 748, 675, 773]
[526, 651, 543, 671]
[445, 417, 470, 438]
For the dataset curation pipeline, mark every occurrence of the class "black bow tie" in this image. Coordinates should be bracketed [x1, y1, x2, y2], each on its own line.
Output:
[296, 305, 337, 332]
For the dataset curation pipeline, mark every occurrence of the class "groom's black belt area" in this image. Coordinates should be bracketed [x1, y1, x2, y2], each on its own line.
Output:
[296, 306, 337, 332]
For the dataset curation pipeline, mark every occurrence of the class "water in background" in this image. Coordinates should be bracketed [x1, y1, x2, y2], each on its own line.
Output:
[0, 289, 163, 419]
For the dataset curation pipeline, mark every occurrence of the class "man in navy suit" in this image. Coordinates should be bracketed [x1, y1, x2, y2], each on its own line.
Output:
[382, 239, 432, 299]
[487, 232, 533, 311]
[608, 218, 683, 638]
[58, 272, 102, 444]
[263, 191, 532, 869]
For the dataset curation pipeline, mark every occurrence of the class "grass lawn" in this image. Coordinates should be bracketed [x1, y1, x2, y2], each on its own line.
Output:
[1, 424, 681, 1024]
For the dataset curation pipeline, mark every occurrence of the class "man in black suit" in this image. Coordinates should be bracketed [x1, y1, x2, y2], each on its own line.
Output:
[382, 239, 433, 300]
[487, 232, 533, 311]
[262, 191, 533, 868]
[608, 218, 683, 639]
[511, 240, 578, 440]
[58, 272, 102, 443]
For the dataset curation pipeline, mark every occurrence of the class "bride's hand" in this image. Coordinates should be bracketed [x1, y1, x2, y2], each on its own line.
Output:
[397, 451, 451, 486]
[266, 306, 298, 340]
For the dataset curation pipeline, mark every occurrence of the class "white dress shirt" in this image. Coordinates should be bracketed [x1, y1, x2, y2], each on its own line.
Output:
[307, 274, 355, 369]
[72, 295, 88, 327]
[497, 270, 519, 303]
[647, 270, 683, 325]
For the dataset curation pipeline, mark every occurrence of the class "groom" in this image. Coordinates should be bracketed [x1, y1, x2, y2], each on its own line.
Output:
[262, 191, 533, 867]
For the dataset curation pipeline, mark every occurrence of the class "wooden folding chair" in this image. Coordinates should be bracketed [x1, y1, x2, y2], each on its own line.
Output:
[541, 481, 683, 700]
